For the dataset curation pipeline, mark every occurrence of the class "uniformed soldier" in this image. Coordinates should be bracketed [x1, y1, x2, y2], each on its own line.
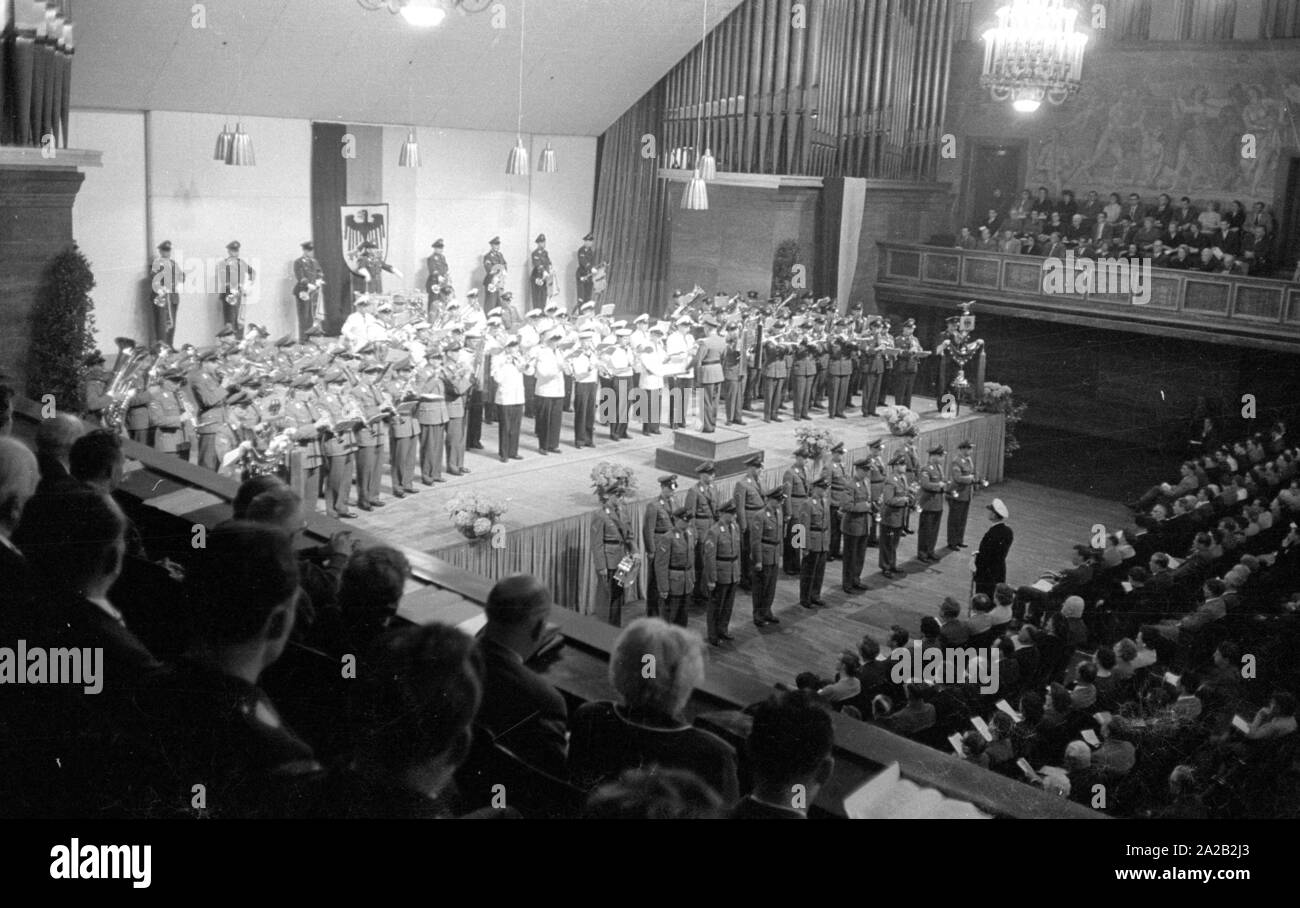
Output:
[900, 429, 921, 535]
[860, 316, 889, 418]
[702, 500, 742, 645]
[591, 490, 634, 626]
[149, 240, 183, 347]
[750, 487, 784, 627]
[946, 439, 983, 550]
[318, 368, 358, 519]
[529, 234, 553, 311]
[643, 473, 678, 615]
[426, 238, 449, 312]
[566, 331, 599, 448]
[840, 458, 874, 593]
[188, 348, 229, 471]
[575, 232, 596, 304]
[283, 373, 326, 514]
[124, 378, 153, 445]
[483, 236, 507, 313]
[789, 341, 817, 420]
[792, 473, 831, 609]
[865, 438, 887, 546]
[684, 461, 719, 608]
[386, 357, 421, 498]
[721, 322, 746, 426]
[352, 361, 389, 511]
[824, 441, 851, 560]
[82, 352, 112, 427]
[353, 240, 397, 295]
[916, 444, 947, 563]
[826, 337, 854, 418]
[761, 335, 788, 423]
[442, 338, 474, 476]
[878, 454, 912, 579]
[416, 347, 450, 484]
[733, 452, 766, 591]
[894, 319, 924, 409]
[293, 241, 325, 342]
[217, 241, 256, 334]
[782, 447, 811, 574]
[692, 317, 726, 433]
[655, 507, 696, 627]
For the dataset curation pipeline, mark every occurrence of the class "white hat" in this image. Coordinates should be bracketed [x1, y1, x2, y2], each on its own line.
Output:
[486, 317, 503, 328]
[579, 301, 595, 312]
[547, 329, 565, 341]
[487, 307, 503, 317]
[466, 288, 479, 297]
[633, 313, 650, 324]
[610, 319, 627, 330]
[676, 316, 694, 326]
[615, 328, 633, 338]
[525, 309, 542, 318]
[988, 498, 1009, 519]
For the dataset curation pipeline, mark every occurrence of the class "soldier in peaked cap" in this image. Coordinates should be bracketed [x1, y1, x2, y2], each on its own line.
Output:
[218, 240, 256, 335]
[750, 487, 785, 627]
[823, 441, 851, 560]
[734, 452, 766, 590]
[840, 457, 875, 593]
[946, 439, 982, 551]
[685, 461, 719, 608]
[150, 239, 184, 347]
[530, 233, 552, 310]
[385, 356, 421, 498]
[702, 499, 743, 644]
[425, 238, 449, 313]
[576, 231, 596, 305]
[655, 506, 696, 627]
[643, 473, 679, 613]
[293, 240, 326, 342]
[916, 444, 948, 563]
[483, 236, 507, 313]
[877, 453, 912, 578]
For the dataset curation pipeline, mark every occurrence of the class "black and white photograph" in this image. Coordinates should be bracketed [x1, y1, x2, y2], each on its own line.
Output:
[1, 0, 1298, 884]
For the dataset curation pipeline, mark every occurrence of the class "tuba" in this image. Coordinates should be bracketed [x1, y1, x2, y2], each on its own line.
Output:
[103, 338, 154, 429]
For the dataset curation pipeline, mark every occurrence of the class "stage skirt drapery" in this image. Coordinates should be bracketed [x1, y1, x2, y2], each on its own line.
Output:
[429, 413, 1006, 617]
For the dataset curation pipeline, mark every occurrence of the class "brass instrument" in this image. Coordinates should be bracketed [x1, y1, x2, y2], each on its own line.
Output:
[103, 339, 155, 429]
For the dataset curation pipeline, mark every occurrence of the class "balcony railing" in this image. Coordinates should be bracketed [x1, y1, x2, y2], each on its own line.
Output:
[875, 242, 1300, 352]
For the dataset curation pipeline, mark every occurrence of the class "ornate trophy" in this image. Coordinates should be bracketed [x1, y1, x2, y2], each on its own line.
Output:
[935, 301, 986, 414]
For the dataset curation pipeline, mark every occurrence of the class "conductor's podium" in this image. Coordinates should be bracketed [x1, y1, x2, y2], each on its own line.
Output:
[654, 426, 762, 478]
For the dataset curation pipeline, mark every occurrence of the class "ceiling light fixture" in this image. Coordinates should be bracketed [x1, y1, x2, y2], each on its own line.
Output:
[681, 0, 710, 210]
[356, 0, 447, 28]
[506, 0, 529, 175]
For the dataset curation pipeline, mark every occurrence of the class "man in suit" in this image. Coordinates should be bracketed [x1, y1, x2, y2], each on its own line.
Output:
[702, 501, 743, 645]
[293, 241, 325, 342]
[878, 454, 911, 579]
[750, 487, 784, 627]
[425, 238, 449, 312]
[474, 575, 569, 778]
[655, 508, 696, 627]
[149, 240, 184, 347]
[730, 691, 834, 820]
[974, 498, 1013, 598]
[795, 476, 832, 609]
[643, 474, 677, 615]
[734, 453, 766, 591]
[824, 442, 851, 561]
[947, 439, 981, 550]
[841, 458, 874, 593]
[916, 445, 947, 563]
[591, 491, 634, 627]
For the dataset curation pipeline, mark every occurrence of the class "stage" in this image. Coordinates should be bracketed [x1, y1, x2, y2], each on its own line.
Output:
[350, 394, 1009, 620]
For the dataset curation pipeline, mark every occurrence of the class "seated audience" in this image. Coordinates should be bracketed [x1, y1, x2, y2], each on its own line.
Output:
[731, 691, 835, 819]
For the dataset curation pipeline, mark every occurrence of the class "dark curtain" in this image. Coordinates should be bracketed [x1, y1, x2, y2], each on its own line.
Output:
[592, 79, 672, 320]
[311, 122, 349, 335]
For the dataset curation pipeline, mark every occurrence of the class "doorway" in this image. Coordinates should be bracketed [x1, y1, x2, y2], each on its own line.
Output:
[963, 139, 1027, 227]
[1278, 152, 1300, 277]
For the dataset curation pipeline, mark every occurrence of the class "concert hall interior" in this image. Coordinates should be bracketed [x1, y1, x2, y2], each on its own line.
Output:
[2, 0, 1300, 825]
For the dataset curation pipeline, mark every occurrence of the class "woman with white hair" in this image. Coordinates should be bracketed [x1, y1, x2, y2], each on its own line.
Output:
[567, 617, 739, 802]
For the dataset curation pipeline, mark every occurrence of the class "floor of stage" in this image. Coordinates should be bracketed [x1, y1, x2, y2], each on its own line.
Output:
[350, 393, 993, 552]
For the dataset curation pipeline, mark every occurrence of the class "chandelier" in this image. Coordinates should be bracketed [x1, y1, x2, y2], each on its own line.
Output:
[356, 0, 447, 27]
[981, 0, 1088, 113]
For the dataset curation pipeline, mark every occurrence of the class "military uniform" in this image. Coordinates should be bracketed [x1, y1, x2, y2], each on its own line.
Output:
[149, 382, 190, 458]
[946, 448, 978, 548]
[733, 468, 766, 590]
[894, 333, 923, 409]
[82, 365, 112, 427]
[761, 341, 788, 422]
[684, 475, 718, 606]
[693, 330, 727, 432]
[860, 331, 887, 417]
[353, 249, 392, 295]
[386, 370, 420, 496]
[125, 386, 153, 445]
[824, 456, 852, 558]
[416, 362, 450, 484]
[642, 488, 676, 615]
[217, 250, 256, 333]
[293, 249, 325, 341]
[750, 495, 783, 625]
[655, 524, 696, 627]
[916, 456, 947, 561]
[576, 242, 595, 303]
[443, 353, 473, 475]
[425, 246, 449, 310]
[789, 345, 817, 420]
[840, 467, 874, 592]
[592, 499, 634, 626]
[702, 515, 743, 643]
[529, 243, 553, 310]
[352, 377, 388, 510]
[781, 462, 809, 574]
[827, 341, 853, 418]
[795, 485, 832, 607]
[149, 252, 184, 346]
[318, 385, 357, 518]
[189, 363, 229, 472]
[282, 386, 325, 514]
[721, 332, 746, 425]
[483, 244, 507, 312]
[878, 468, 912, 576]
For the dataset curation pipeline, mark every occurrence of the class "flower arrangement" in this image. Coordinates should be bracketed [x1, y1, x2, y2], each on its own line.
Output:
[973, 381, 1027, 457]
[794, 425, 837, 460]
[447, 491, 509, 541]
[591, 462, 637, 499]
[880, 405, 922, 436]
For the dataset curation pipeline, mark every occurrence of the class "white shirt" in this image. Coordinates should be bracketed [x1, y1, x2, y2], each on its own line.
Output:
[531, 346, 565, 398]
[492, 355, 525, 406]
[607, 345, 634, 377]
[638, 348, 667, 391]
[341, 311, 386, 351]
[519, 323, 540, 351]
[665, 331, 695, 379]
[569, 349, 599, 384]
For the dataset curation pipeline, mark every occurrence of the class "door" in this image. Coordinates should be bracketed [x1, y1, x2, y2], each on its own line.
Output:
[964, 140, 1026, 226]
